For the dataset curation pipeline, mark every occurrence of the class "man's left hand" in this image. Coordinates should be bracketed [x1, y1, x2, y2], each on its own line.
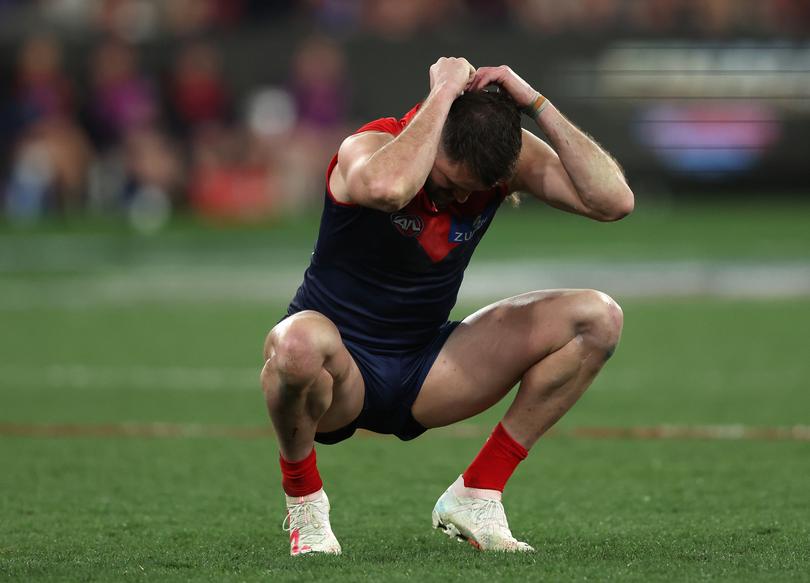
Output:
[468, 66, 537, 109]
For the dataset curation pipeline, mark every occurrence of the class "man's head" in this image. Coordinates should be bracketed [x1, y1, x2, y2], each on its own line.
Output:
[426, 89, 522, 206]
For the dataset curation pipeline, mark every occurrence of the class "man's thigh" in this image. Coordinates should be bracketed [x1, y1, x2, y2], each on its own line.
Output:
[411, 289, 588, 428]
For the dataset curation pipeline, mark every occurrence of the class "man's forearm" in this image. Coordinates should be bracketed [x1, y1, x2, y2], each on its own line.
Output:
[363, 85, 457, 210]
[534, 104, 633, 217]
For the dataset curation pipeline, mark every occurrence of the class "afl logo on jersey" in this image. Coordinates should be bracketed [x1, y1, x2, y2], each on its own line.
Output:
[391, 213, 424, 237]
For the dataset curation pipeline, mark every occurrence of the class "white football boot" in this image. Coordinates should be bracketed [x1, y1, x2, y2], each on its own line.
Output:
[282, 489, 341, 556]
[432, 475, 534, 552]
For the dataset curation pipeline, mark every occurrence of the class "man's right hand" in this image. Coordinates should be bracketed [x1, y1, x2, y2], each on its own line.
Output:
[429, 57, 476, 97]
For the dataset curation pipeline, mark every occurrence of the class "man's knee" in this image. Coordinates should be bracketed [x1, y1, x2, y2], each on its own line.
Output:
[571, 290, 623, 355]
[263, 312, 341, 388]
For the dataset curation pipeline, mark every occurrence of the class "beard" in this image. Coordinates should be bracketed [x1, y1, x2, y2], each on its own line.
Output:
[423, 176, 454, 209]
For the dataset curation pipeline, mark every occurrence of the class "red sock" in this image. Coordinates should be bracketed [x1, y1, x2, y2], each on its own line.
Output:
[462, 423, 528, 492]
[279, 448, 323, 497]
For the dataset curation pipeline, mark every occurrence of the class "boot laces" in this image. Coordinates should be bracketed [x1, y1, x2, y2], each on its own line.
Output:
[282, 500, 325, 532]
[470, 498, 508, 530]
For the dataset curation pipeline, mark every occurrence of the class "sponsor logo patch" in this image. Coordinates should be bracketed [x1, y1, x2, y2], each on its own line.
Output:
[449, 203, 496, 243]
[391, 213, 424, 237]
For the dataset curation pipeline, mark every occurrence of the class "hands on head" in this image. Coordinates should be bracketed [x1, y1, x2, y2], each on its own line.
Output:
[429, 57, 476, 97]
[431, 58, 538, 109]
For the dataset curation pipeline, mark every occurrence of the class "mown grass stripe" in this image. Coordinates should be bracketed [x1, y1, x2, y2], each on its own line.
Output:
[2, 422, 808, 441]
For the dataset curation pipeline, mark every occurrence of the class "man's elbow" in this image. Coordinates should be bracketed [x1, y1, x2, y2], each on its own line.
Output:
[610, 186, 635, 220]
[365, 178, 412, 212]
[374, 194, 409, 213]
[594, 184, 634, 222]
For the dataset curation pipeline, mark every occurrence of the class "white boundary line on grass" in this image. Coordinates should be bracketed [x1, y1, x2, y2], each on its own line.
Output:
[1, 260, 810, 310]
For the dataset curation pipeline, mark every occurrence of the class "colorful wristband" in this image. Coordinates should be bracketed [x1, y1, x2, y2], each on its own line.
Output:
[521, 92, 549, 119]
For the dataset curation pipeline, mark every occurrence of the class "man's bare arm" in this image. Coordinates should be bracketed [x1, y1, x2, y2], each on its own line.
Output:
[469, 66, 634, 221]
[331, 57, 475, 212]
[523, 105, 634, 220]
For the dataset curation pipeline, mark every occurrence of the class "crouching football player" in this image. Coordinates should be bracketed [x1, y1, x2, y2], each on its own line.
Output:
[262, 57, 634, 555]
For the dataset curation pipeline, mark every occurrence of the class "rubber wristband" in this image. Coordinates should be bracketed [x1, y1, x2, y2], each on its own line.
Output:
[521, 92, 549, 119]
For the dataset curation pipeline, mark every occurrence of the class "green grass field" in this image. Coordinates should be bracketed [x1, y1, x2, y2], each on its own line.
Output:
[1, 202, 809, 581]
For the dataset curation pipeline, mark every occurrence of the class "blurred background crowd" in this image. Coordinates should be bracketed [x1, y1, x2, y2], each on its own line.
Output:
[1, 0, 809, 229]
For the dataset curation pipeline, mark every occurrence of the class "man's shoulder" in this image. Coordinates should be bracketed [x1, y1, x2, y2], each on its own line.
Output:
[350, 103, 422, 138]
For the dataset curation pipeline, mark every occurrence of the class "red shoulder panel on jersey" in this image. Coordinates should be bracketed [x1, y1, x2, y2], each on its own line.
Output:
[324, 154, 356, 207]
[352, 117, 402, 137]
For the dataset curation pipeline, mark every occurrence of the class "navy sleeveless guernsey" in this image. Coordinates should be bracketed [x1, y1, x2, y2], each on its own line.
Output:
[288, 104, 508, 352]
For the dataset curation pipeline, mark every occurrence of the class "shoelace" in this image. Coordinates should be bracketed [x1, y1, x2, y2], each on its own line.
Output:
[282, 500, 332, 545]
[282, 501, 320, 531]
[469, 498, 508, 530]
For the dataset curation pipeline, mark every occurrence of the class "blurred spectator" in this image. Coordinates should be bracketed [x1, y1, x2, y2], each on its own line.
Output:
[187, 124, 283, 222]
[362, 0, 462, 39]
[290, 35, 348, 131]
[12, 35, 75, 125]
[167, 41, 232, 135]
[38, 0, 94, 32]
[177, 38, 283, 221]
[87, 39, 159, 147]
[281, 36, 351, 208]
[509, 0, 620, 34]
[93, 0, 161, 42]
[84, 39, 183, 226]
[4, 36, 92, 220]
[509, 0, 572, 34]
[304, 0, 362, 31]
[5, 119, 93, 220]
[162, 0, 241, 36]
[122, 126, 182, 231]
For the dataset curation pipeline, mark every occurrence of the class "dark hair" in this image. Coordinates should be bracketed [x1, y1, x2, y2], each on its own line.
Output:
[441, 89, 522, 188]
